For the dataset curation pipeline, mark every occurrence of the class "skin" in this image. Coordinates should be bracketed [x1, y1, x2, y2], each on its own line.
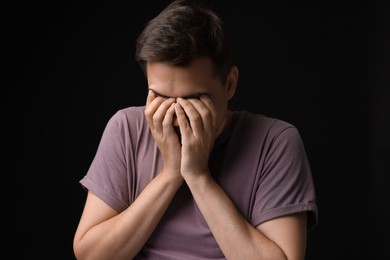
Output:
[73, 57, 308, 260]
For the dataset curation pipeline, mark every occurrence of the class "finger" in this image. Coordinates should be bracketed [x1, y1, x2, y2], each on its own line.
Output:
[176, 97, 203, 136]
[162, 103, 176, 134]
[187, 97, 213, 132]
[145, 88, 168, 120]
[175, 101, 192, 137]
[152, 98, 175, 133]
[199, 95, 218, 132]
[146, 90, 168, 114]
[145, 90, 161, 127]
[145, 89, 155, 106]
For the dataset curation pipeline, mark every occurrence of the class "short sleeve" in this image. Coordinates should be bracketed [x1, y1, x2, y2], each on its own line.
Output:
[251, 125, 318, 231]
[79, 111, 130, 212]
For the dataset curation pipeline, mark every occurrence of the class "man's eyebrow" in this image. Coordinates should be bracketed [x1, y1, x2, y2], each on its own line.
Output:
[148, 88, 208, 99]
[148, 89, 171, 99]
[182, 93, 207, 99]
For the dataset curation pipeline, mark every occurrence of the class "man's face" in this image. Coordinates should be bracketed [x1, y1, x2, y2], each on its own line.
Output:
[146, 58, 233, 131]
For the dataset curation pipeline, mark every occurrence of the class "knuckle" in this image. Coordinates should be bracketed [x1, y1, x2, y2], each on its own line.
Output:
[152, 114, 160, 123]
[192, 114, 201, 123]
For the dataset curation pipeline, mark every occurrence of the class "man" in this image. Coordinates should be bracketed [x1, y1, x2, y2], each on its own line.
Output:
[73, 0, 318, 259]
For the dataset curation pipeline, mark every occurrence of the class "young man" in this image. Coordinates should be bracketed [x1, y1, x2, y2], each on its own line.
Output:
[73, 0, 318, 259]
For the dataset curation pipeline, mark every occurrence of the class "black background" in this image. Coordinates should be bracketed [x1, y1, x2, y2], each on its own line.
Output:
[5, 1, 389, 259]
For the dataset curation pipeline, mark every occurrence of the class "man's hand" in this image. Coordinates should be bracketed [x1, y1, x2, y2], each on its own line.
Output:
[175, 95, 218, 180]
[145, 90, 181, 178]
[145, 91, 218, 181]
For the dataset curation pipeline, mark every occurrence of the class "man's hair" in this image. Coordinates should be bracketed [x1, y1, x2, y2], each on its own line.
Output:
[135, 0, 233, 84]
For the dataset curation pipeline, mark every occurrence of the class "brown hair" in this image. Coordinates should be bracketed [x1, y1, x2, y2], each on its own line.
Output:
[135, 0, 233, 84]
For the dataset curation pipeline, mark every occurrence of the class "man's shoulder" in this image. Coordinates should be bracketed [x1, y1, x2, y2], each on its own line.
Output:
[104, 106, 147, 131]
[117, 105, 146, 115]
[113, 106, 146, 121]
[235, 110, 295, 131]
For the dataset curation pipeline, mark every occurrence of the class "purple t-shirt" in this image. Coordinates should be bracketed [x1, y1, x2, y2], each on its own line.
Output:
[80, 106, 318, 259]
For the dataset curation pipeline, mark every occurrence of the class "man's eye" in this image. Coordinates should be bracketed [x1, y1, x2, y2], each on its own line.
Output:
[185, 96, 201, 100]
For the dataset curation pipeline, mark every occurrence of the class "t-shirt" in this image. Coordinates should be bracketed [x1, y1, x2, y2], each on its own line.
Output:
[80, 106, 318, 259]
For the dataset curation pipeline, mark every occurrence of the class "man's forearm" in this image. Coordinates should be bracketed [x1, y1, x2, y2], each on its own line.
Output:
[185, 173, 286, 260]
[77, 173, 183, 259]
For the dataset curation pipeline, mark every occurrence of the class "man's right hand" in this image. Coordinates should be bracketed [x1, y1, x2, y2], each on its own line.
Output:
[145, 90, 182, 178]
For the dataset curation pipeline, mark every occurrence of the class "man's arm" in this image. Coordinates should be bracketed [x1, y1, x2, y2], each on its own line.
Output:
[185, 173, 307, 260]
[74, 90, 184, 259]
[73, 172, 183, 260]
[175, 96, 308, 259]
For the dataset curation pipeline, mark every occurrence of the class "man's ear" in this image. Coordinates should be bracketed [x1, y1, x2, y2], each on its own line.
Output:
[226, 66, 239, 100]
